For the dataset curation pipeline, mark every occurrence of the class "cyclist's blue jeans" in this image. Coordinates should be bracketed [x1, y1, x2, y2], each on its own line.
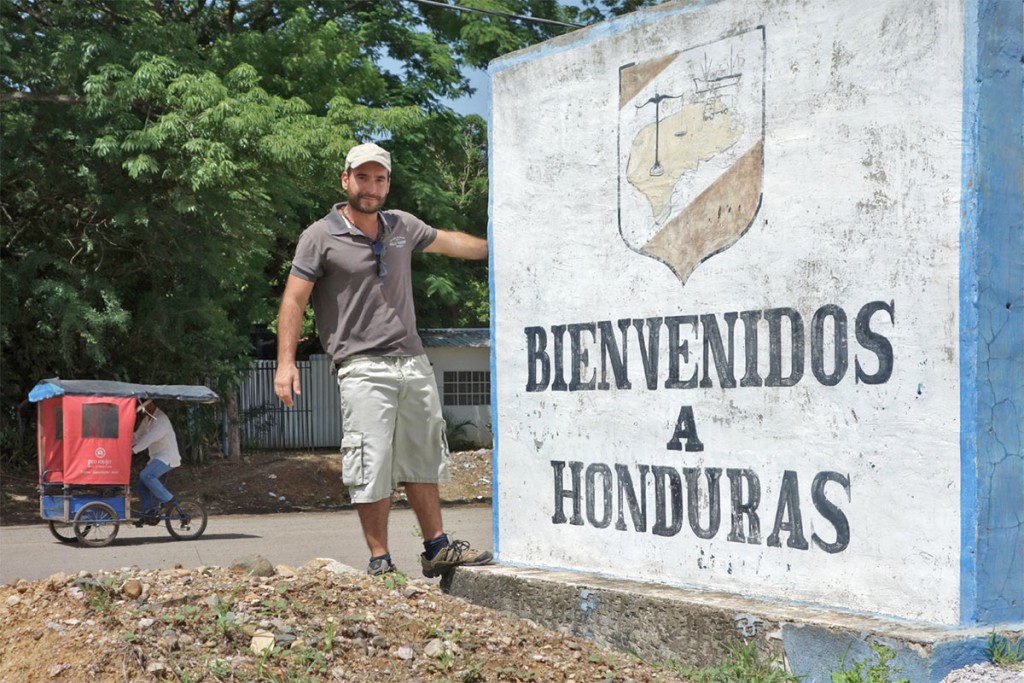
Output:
[138, 460, 173, 515]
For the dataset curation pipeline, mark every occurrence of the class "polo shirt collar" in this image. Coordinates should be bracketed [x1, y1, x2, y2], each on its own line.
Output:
[326, 203, 394, 237]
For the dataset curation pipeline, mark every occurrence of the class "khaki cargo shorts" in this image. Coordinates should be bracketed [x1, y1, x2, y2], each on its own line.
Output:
[336, 354, 451, 503]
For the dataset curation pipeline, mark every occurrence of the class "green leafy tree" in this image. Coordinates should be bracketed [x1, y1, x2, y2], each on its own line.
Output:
[1, 0, 574, 464]
[567, 0, 668, 23]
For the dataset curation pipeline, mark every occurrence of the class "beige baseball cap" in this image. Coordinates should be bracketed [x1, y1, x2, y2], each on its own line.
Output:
[345, 143, 391, 172]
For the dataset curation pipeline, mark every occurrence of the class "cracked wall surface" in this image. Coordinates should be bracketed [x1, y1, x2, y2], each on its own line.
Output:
[962, 0, 1024, 626]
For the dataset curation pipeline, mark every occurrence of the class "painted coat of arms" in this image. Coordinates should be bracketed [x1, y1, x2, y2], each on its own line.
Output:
[618, 27, 765, 285]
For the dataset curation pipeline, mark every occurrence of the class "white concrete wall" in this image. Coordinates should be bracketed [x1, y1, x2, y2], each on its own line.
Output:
[491, 0, 965, 624]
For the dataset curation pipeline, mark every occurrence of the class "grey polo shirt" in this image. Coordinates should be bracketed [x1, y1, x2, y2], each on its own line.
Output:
[290, 203, 437, 363]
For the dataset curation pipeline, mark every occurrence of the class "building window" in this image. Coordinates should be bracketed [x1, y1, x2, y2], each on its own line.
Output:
[442, 371, 490, 406]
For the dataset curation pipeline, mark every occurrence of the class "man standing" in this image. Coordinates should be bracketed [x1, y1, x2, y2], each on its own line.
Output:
[274, 142, 493, 577]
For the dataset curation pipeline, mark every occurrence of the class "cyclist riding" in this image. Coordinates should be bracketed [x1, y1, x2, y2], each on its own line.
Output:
[132, 399, 181, 526]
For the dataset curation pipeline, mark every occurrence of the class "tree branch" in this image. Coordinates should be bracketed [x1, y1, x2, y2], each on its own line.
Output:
[0, 91, 85, 104]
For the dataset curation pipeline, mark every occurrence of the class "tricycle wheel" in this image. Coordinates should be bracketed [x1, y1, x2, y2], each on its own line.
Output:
[48, 522, 78, 544]
[73, 502, 120, 547]
[165, 499, 207, 541]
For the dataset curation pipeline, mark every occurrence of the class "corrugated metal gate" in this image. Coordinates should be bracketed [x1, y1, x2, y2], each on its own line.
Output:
[238, 355, 341, 449]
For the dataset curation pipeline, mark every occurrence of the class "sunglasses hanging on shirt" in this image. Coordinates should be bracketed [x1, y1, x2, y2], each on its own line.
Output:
[372, 231, 388, 278]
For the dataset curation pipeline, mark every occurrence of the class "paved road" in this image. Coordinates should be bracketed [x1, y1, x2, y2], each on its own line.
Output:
[0, 504, 494, 584]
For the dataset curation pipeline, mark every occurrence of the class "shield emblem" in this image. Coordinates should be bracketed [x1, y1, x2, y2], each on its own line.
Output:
[618, 27, 765, 286]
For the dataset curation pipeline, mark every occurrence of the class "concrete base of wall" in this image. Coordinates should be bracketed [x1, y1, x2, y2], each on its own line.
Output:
[445, 565, 1021, 683]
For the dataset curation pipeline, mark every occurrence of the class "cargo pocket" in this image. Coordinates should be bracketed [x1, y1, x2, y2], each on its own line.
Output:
[437, 422, 452, 483]
[340, 433, 367, 486]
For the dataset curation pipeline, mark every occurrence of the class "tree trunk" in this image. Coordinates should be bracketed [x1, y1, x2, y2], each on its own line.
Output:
[226, 394, 241, 462]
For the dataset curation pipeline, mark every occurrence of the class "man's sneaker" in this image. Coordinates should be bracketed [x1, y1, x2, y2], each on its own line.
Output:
[420, 539, 493, 578]
[367, 557, 398, 576]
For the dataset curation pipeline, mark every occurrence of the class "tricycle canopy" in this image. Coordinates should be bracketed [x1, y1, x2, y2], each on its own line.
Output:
[29, 379, 219, 486]
[29, 378, 219, 404]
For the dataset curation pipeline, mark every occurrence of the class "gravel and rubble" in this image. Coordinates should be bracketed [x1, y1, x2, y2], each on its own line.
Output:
[3, 559, 1019, 683]
[0, 557, 701, 682]
[940, 662, 1024, 683]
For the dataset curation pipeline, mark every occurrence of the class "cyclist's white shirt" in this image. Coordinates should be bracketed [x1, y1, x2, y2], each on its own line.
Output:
[132, 409, 181, 468]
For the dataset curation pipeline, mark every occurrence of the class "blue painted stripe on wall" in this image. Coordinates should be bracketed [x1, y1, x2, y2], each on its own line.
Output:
[961, 0, 1024, 626]
[958, 0, 981, 627]
[488, 109, 500, 558]
[973, 0, 1024, 625]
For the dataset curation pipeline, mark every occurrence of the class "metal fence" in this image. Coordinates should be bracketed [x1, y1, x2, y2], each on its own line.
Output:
[238, 355, 341, 449]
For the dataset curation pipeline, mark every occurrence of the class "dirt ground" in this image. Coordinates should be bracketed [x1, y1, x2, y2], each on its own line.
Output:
[0, 451, 705, 682]
[0, 561, 703, 683]
[0, 448, 494, 527]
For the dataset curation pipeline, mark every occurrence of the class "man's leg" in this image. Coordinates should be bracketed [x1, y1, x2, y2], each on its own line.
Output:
[134, 460, 171, 526]
[138, 460, 172, 511]
[337, 357, 400, 574]
[393, 356, 492, 577]
[404, 482, 444, 542]
[356, 498, 392, 558]
[393, 356, 449, 545]
[408, 480, 493, 576]
[136, 477, 154, 516]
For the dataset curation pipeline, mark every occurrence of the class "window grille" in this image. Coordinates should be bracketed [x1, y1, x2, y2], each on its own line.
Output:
[442, 371, 491, 406]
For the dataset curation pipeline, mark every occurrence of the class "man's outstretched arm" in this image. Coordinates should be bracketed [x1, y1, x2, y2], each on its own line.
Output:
[274, 275, 315, 407]
[424, 230, 488, 260]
